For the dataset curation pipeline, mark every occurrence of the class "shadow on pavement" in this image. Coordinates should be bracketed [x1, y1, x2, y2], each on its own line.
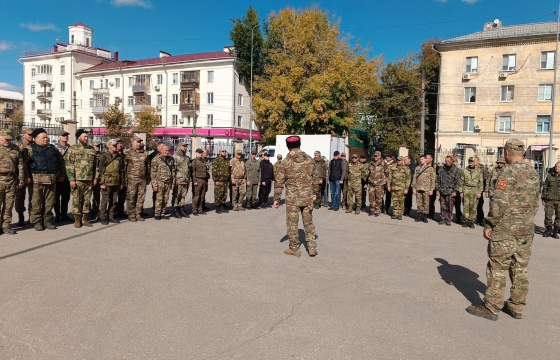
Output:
[434, 258, 486, 304]
[279, 229, 318, 252]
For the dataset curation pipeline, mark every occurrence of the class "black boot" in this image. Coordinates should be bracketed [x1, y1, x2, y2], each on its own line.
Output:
[415, 213, 422, 222]
[215, 205, 222, 214]
[17, 212, 25, 226]
[543, 226, 552, 237]
[173, 207, 182, 218]
[553, 226, 559, 239]
[422, 214, 428, 223]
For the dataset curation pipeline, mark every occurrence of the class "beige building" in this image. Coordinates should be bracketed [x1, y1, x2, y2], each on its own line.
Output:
[0, 90, 23, 122]
[434, 21, 559, 172]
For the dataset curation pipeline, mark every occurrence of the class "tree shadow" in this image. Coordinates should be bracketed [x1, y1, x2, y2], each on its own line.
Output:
[434, 258, 486, 304]
[279, 229, 318, 252]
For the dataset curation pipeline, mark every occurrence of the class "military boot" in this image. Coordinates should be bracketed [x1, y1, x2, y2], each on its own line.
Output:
[415, 214, 422, 222]
[74, 214, 82, 228]
[34, 221, 45, 231]
[82, 214, 93, 227]
[543, 226, 552, 237]
[422, 214, 429, 223]
[173, 207, 183, 218]
[284, 247, 301, 257]
[45, 221, 57, 230]
[308, 247, 318, 257]
[553, 226, 559, 239]
[17, 212, 25, 227]
[2, 227, 15, 235]
[466, 304, 498, 321]
[215, 206, 222, 214]
[502, 301, 523, 319]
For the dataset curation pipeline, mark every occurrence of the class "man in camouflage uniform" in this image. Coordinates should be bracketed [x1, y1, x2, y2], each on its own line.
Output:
[151, 144, 175, 220]
[98, 138, 124, 225]
[171, 141, 190, 218]
[0, 130, 25, 235]
[541, 161, 560, 238]
[124, 136, 150, 222]
[90, 141, 102, 220]
[426, 154, 438, 220]
[212, 149, 230, 214]
[245, 150, 260, 209]
[454, 158, 464, 224]
[486, 157, 506, 201]
[15, 127, 34, 226]
[65, 129, 98, 228]
[273, 154, 282, 183]
[436, 155, 461, 226]
[384, 153, 396, 214]
[467, 139, 540, 321]
[412, 155, 436, 223]
[26, 128, 66, 231]
[313, 151, 327, 209]
[387, 156, 410, 220]
[460, 157, 484, 229]
[346, 154, 367, 214]
[367, 151, 387, 217]
[359, 155, 368, 209]
[230, 150, 246, 211]
[404, 155, 416, 217]
[54, 130, 71, 222]
[274, 136, 319, 257]
[191, 148, 209, 215]
[115, 141, 127, 218]
[340, 153, 349, 211]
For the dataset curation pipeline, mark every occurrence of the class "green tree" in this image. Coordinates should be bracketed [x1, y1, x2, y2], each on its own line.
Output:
[133, 106, 160, 139]
[229, 6, 265, 86]
[101, 101, 131, 141]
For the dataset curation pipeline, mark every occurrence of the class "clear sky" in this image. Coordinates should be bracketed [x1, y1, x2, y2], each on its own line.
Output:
[0, 0, 557, 92]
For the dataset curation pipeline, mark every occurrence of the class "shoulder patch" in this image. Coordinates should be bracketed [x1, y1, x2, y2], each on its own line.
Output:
[496, 178, 508, 190]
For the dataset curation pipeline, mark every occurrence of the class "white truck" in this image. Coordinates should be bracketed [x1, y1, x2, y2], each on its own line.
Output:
[257, 134, 346, 165]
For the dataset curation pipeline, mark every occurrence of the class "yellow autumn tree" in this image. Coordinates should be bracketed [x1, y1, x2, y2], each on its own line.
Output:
[134, 106, 160, 139]
[253, 6, 379, 143]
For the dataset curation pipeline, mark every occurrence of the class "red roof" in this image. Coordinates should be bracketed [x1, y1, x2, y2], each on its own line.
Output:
[70, 22, 91, 29]
[80, 51, 234, 73]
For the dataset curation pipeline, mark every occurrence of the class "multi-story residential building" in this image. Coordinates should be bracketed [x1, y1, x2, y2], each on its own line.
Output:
[0, 90, 23, 122]
[434, 20, 559, 170]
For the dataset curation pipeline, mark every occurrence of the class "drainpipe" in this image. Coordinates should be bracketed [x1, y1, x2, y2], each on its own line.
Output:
[163, 64, 168, 128]
[432, 44, 443, 164]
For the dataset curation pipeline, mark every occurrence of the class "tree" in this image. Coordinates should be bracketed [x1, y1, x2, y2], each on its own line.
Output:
[229, 6, 265, 86]
[133, 106, 160, 139]
[252, 7, 379, 143]
[101, 101, 132, 140]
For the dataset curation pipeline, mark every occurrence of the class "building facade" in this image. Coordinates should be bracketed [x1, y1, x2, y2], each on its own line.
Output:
[434, 21, 559, 170]
[0, 90, 23, 122]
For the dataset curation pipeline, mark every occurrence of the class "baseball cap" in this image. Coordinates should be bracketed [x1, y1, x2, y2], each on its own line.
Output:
[341, 153, 346, 157]
[397, 156, 404, 161]
[496, 157, 506, 164]
[93, 141, 101, 146]
[468, 157, 475, 162]
[132, 136, 144, 142]
[0, 129, 14, 139]
[177, 141, 187, 147]
[504, 139, 525, 151]
[277, 154, 282, 159]
[58, 130, 70, 136]
[22, 128, 34, 135]
[108, 138, 122, 146]
[352, 154, 358, 158]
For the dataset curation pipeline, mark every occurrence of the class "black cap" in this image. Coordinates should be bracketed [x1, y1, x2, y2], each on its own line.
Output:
[31, 128, 47, 138]
[75, 129, 87, 138]
[333, 151, 340, 156]
[195, 148, 203, 154]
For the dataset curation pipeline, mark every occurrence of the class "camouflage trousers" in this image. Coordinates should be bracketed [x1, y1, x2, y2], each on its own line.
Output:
[346, 183, 362, 210]
[392, 190, 405, 217]
[15, 183, 33, 215]
[231, 180, 246, 208]
[71, 180, 92, 214]
[544, 200, 560, 227]
[314, 179, 326, 206]
[462, 188, 478, 221]
[153, 182, 171, 217]
[416, 190, 430, 214]
[214, 181, 228, 206]
[30, 183, 56, 225]
[126, 179, 147, 216]
[286, 204, 316, 251]
[439, 194, 455, 221]
[484, 236, 533, 314]
[0, 181, 16, 228]
[100, 185, 119, 219]
[192, 179, 207, 212]
[246, 183, 258, 206]
[172, 183, 188, 208]
[342, 179, 349, 207]
[368, 185, 384, 214]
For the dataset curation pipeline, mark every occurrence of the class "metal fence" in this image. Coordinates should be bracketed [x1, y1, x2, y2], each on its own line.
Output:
[0, 120, 63, 143]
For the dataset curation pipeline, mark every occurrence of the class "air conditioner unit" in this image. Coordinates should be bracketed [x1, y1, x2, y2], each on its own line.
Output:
[499, 72, 508, 78]
[156, 105, 162, 110]
[179, 118, 184, 124]
[109, 82, 114, 86]
[155, 86, 160, 91]
[462, 73, 472, 80]
[474, 125, 482, 130]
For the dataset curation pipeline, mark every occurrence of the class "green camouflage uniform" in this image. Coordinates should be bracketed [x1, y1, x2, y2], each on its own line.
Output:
[15, 139, 33, 217]
[274, 149, 319, 252]
[486, 166, 504, 199]
[245, 158, 260, 207]
[66, 143, 98, 215]
[461, 166, 483, 222]
[388, 164, 410, 217]
[541, 170, 560, 227]
[0, 143, 25, 230]
[342, 158, 349, 207]
[484, 160, 540, 315]
[124, 149, 150, 218]
[172, 151, 191, 208]
[150, 154, 175, 217]
[98, 151, 124, 220]
[367, 160, 388, 215]
[411, 164, 436, 215]
[346, 162, 367, 211]
[212, 155, 230, 207]
[230, 157, 246, 209]
[192, 156, 209, 213]
[313, 158, 327, 206]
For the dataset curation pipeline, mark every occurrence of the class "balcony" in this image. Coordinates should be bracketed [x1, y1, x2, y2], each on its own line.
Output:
[36, 73, 53, 84]
[93, 88, 109, 95]
[179, 103, 200, 113]
[132, 75, 151, 94]
[36, 91, 52, 101]
[37, 109, 52, 117]
[92, 106, 109, 115]
[132, 104, 151, 112]
[180, 71, 200, 90]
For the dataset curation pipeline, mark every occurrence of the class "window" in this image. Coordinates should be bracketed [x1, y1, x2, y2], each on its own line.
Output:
[157, 74, 163, 85]
[31, 101, 35, 111]
[172, 94, 178, 105]
[498, 116, 512, 133]
[60, 100, 65, 110]
[502, 54, 516, 71]
[462, 116, 474, 132]
[127, 96, 133, 106]
[31, 68, 35, 77]
[104, 79, 108, 89]
[500, 85, 514, 102]
[71, 35, 74, 44]
[237, 115, 243, 127]
[128, 77, 133, 87]
[31, 85, 35, 94]
[208, 70, 214, 83]
[31, 118, 35, 126]
[541, 51, 555, 69]
[89, 80, 94, 90]
[186, 115, 191, 126]
[60, 82, 65, 92]
[465, 57, 478, 73]
[537, 115, 550, 133]
[89, 116, 94, 127]
[538, 84, 553, 101]
[37, 64, 52, 74]
[60, 65, 65, 75]
[157, 94, 163, 106]
[239, 76, 244, 85]
[238, 94, 243, 106]
[115, 78, 120, 88]
[207, 114, 213, 126]
[89, 98, 93, 108]
[172, 115, 178, 125]
[172, 73, 178, 85]
[207, 92, 214, 104]
[464, 87, 476, 103]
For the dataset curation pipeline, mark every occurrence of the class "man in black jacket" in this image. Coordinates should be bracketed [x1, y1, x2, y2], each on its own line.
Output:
[328, 151, 345, 211]
[258, 153, 274, 207]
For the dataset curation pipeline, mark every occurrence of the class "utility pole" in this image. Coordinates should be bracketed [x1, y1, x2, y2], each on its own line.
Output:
[420, 68, 426, 156]
[548, 5, 560, 172]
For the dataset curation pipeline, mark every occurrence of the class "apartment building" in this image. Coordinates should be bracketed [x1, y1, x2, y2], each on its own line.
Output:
[0, 90, 23, 122]
[434, 20, 559, 168]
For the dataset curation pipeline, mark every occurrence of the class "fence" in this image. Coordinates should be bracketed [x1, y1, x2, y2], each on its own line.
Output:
[0, 120, 63, 143]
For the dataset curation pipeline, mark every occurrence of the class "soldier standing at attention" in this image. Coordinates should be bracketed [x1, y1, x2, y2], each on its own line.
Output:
[367, 151, 387, 217]
[340, 153, 349, 211]
[54, 130, 71, 223]
[460, 157, 483, 229]
[436, 155, 461, 226]
[453, 158, 464, 224]
[273, 154, 282, 187]
[115, 141, 127, 219]
[486, 157, 506, 201]
[98, 139, 124, 225]
[65, 129, 98, 228]
[387, 156, 410, 220]
[384, 153, 396, 215]
[425, 154, 438, 220]
[230, 150, 247, 211]
[359, 155, 368, 210]
[15, 127, 34, 226]
[151, 145, 175, 220]
[26, 128, 66, 231]
[0, 130, 24, 235]
[191, 148, 209, 215]
[313, 151, 327, 210]
[467, 139, 540, 321]
[212, 149, 230, 214]
[90, 141, 102, 221]
[148, 141, 165, 214]
[346, 154, 367, 214]
[403, 155, 416, 217]
[171, 142, 190, 218]
[124, 136, 150, 222]
[541, 161, 560, 238]
[328, 151, 345, 211]
[412, 155, 436, 223]
[258, 152, 274, 207]
[274, 136, 319, 257]
[245, 150, 260, 209]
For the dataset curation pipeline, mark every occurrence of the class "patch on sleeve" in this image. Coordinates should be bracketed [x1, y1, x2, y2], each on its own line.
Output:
[496, 178, 508, 190]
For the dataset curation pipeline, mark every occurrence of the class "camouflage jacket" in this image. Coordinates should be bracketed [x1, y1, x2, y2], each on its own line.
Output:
[150, 154, 175, 185]
[388, 164, 411, 191]
[485, 161, 540, 241]
[245, 158, 260, 184]
[411, 164, 436, 192]
[16, 139, 32, 151]
[274, 149, 319, 207]
[273, 161, 282, 180]
[436, 164, 461, 196]
[26, 144, 66, 184]
[124, 150, 150, 185]
[314, 158, 327, 179]
[367, 160, 388, 186]
[347, 162, 367, 186]
[192, 157, 209, 180]
[66, 143, 97, 181]
[98, 151, 124, 186]
[0, 143, 25, 186]
[173, 152, 191, 185]
[541, 169, 560, 201]
[212, 155, 230, 182]
[460, 166, 483, 193]
[230, 157, 246, 180]
[486, 166, 505, 198]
